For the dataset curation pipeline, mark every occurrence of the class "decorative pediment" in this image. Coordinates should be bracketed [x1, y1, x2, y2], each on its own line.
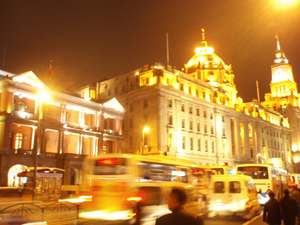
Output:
[12, 71, 48, 89]
[103, 98, 124, 112]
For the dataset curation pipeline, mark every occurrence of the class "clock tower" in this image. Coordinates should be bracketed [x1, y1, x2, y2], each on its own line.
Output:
[270, 34, 297, 98]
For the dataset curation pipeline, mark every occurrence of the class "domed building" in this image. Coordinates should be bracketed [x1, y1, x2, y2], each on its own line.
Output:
[76, 32, 293, 172]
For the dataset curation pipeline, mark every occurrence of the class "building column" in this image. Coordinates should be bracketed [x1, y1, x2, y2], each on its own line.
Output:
[244, 121, 250, 158]
[61, 131, 65, 154]
[98, 134, 103, 155]
[57, 130, 61, 154]
[214, 110, 222, 164]
[79, 134, 82, 155]
[41, 128, 46, 153]
[235, 119, 241, 158]
[2, 122, 12, 149]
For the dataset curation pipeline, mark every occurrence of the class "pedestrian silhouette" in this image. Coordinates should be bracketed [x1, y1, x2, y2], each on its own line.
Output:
[263, 191, 282, 225]
[280, 189, 298, 225]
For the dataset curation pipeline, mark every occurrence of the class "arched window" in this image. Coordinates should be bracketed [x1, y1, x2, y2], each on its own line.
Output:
[15, 133, 23, 149]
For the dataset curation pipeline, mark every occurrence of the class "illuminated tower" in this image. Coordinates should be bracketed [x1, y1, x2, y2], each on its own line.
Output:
[265, 34, 299, 107]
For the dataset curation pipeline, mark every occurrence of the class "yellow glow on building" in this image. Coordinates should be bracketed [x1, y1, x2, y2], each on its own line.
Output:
[7, 105, 11, 113]
[206, 94, 211, 102]
[288, 151, 292, 163]
[173, 83, 179, 89]
[12, 71, 46, 89]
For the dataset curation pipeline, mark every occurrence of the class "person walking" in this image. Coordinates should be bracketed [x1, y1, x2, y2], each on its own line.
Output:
[263, 191, 282, 225]
[280, 189, 298, 225]
[155, 188, 203, 225]
[291, 189, 300, 225]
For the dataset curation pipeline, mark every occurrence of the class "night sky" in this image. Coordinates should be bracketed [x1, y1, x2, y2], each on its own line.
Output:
[0, 0, 299, 102]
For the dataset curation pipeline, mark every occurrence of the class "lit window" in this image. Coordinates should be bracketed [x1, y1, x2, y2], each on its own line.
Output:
[168, 99, 172, 108]
[168, 115, 173, 126]
[90, 90, 95, 99]
[15, 133, 23, 149]
[190, 121, 193, 131]
[144, 99, 148, 108]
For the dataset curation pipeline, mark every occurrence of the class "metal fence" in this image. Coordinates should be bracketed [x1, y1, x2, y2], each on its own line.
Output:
[0, 201, 82, 224]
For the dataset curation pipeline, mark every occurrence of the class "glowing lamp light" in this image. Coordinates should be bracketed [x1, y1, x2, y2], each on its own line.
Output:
[40, 91, 50, 102]
[277, 0, 297, 3]
[144, 127, 150, 133]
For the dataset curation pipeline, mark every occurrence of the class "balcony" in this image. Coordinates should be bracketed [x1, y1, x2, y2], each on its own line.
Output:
[1, 148, 33, 155]
[103, 129, 119, 135]
[12, 111, 37, 120]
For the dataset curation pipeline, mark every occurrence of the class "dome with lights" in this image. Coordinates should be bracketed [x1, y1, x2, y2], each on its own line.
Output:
[185, 30, 225, 74]
[186, 41, 225, 73]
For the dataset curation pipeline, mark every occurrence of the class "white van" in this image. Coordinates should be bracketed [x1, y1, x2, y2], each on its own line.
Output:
[207, 174, 260, 220]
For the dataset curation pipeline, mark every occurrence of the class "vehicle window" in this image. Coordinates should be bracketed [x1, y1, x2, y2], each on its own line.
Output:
[245, 181, 256, 193]
[138, 187, 161, 206]
[237, 166, 268, 179]
[212, 168, 224, 175]
[214, 182, 225, 193]
[229, 181, 241, 193]
[138, 162, 177, 182]
[93, 158, 127, 175]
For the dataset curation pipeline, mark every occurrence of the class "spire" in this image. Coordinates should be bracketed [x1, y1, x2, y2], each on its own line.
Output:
[200, 28, 207, 47]
[275, 32, 280, 51]
[274, 33, 288, 64]
[201, 28, 205, 41]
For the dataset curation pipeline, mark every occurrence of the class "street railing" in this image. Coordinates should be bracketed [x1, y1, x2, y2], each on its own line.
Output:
[0, 201, 83, 223]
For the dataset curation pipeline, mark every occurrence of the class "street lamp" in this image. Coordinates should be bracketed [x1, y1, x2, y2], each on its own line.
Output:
[32, 90, 50, 201]
[293, 151, 300, 173]
[142, 126, 150, 155]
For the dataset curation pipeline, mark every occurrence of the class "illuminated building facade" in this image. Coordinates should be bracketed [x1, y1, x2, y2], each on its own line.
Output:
[0, 70, 124, 187]
[262, 36, 300, 171]
[76, 34, 293, 171]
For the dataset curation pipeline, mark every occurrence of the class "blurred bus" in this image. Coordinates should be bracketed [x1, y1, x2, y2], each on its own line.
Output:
[79, 154, 207, 225]
[190, 165, 213, 196]
[210, 165, 236, 175]
[236, 163, 288, 205]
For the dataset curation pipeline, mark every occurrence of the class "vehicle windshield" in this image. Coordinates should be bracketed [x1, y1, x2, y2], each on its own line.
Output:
[211, 168, 224, 175]
[237, 166, 268, 179]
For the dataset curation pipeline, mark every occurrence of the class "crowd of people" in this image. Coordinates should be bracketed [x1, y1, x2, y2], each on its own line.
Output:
[263, 188, 300, 225]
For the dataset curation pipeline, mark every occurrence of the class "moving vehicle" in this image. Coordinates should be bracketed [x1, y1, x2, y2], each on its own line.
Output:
[288, 173, 300, 189]
[210, 165, 236, 175]
[236, 163, 288, 205]
[207, 174, 260, 220]
[79, 154, 207, 225]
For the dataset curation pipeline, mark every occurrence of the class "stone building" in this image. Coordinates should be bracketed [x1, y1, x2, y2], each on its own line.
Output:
[75, 35, 294, 172]
[0, 70, 124, 187]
